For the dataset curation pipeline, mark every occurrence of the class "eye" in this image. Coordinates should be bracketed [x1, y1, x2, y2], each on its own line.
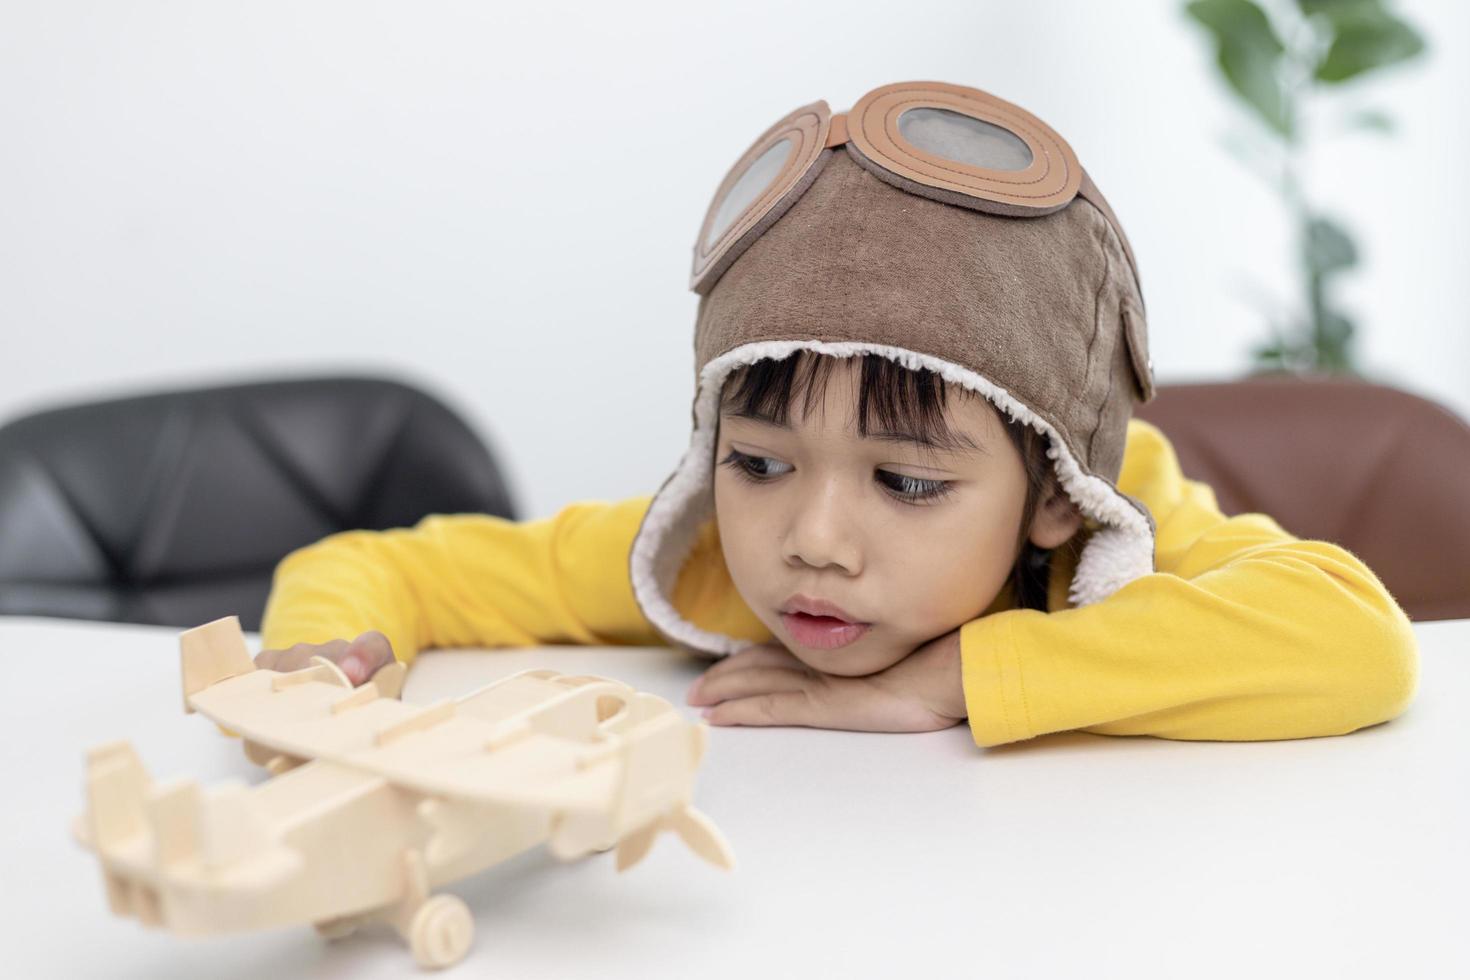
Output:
[718, 450, 954, 506]
[718, 449, 792, 483]
[877, 471, 956, 505]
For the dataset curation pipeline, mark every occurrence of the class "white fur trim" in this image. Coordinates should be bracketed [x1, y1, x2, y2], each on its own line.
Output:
[629, 341, 1156, 658]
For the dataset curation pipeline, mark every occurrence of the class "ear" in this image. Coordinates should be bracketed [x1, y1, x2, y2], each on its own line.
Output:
[1028, 484, 1084, 551]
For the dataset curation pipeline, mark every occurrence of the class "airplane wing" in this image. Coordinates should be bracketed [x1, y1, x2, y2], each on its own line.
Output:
[182, 618, 694, 813]
[192, 670, 689, 812]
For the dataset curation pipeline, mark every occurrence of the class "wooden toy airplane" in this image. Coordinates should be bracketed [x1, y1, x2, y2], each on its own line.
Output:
[71, 616, 735, 969]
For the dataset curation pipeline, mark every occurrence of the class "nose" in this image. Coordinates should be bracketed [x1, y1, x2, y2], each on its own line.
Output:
[780, 479, 862, 574]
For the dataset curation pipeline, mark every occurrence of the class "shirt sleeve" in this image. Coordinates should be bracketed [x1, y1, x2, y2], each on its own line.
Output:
[958, 419, 1421, 748]
[258, 495, 664, 664]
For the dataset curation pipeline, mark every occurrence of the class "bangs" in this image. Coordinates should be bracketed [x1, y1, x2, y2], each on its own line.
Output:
[718, 350, 987, 457]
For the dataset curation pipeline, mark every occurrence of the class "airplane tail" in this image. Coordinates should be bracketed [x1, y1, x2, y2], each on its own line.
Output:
[78, 739, 295, 931]
[80, 741, 156, 918]
[77, 741, 203, 926]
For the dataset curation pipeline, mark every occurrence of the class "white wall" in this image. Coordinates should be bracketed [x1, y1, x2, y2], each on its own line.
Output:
[2, 0, 1465, 519]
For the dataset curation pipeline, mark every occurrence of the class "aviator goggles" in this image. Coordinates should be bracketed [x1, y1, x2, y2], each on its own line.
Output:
[689, 80, 1143, 308]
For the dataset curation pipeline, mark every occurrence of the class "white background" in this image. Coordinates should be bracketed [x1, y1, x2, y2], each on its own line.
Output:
[3, 0, 1466, 519]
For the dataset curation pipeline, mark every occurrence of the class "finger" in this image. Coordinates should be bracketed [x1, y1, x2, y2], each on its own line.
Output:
[271, 647, 320, 673]
[688, 645, 807, 703]
[707, 691, 959, 733]
[337, 631, 396, 686]
[715, 643, 805, 674]
[690, 666, 813, 707]
[703, 690, 817, 728]
[253, 649, 280, 670]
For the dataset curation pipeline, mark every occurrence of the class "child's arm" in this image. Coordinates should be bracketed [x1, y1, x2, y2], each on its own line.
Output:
[958, 419, 1419, 747]
[258, 495, 664, 665]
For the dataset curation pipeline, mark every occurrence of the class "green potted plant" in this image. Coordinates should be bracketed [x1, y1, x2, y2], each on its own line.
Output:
[1182, 0, 1426, 377]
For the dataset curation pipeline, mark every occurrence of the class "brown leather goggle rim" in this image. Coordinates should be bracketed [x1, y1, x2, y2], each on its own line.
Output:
[690, 146, 838, 298]
[846, 81, 1081, 209]
[690, 84, 1143, 309]
[690, 101, 831, 293]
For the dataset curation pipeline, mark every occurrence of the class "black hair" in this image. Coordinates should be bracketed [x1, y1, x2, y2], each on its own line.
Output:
[717, 350, 1082, 612]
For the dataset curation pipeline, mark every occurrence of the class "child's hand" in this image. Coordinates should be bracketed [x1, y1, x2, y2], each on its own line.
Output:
[252, 630, 397, 687]
[685, 629, 968, 733]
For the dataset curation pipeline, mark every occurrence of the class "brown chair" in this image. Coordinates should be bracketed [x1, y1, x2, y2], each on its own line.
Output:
[1133, 374, 1470, 622]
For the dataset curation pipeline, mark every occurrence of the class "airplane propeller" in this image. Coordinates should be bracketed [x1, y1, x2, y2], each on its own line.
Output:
[614, 803, 736, 873]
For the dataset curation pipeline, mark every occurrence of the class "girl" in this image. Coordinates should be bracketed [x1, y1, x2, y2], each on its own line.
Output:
[256, 81, 1417, 746]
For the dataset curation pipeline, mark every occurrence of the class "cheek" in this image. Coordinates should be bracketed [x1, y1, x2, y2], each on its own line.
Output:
[714, 474, 764, 570]
[885, 506, 1018, 624]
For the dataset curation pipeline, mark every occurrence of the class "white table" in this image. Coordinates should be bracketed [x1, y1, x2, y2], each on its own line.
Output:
[2, 615, 1465, 979]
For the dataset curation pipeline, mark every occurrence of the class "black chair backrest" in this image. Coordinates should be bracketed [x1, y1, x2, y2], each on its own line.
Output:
[0, 375, 517, 630]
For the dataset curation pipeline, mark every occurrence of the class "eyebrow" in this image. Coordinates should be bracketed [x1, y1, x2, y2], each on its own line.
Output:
[719, 405, 984, 454]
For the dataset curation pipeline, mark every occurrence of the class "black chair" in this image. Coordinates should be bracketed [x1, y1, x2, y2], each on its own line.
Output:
[0, 375, 518, 630]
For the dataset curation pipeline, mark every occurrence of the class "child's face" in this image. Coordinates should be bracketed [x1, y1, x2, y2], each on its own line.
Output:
[714, 356, 1074, 677]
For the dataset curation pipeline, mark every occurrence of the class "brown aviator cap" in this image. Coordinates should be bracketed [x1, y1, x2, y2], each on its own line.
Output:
[630, 81, 1158, 659]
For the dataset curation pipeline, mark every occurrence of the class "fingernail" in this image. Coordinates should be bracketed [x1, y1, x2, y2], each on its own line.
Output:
[685, 679, 701, 704]
[700, 707, 714, 719]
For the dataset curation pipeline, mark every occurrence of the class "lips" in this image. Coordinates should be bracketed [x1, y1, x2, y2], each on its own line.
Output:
[779, 594, 865, 623]
[778, 594, 871, 650]
[780, 613, 870, 650]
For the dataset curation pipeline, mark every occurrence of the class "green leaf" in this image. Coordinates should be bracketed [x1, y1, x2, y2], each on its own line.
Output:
[1185, 0, 1292, 136]
[1251, 345, 1289, 372]
[1309, 4, 1426, 82]
[1296, 0, 1382, 17]
[1316, 313, 1358, 371]
[1318, 309, 1356, 345]
[1343, 107, 1395, 133]
[1249, 321, 1300, 372]
[1303, 215, 1359, 274]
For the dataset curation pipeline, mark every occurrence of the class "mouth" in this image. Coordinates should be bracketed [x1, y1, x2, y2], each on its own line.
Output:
[779, 613, 870, 650]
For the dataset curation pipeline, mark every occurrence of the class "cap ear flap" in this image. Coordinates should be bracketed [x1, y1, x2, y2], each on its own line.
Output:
[1120, 299, 1156, 403]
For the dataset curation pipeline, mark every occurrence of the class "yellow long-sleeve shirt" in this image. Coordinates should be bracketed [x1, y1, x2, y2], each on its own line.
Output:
[259, 418, 1419, 748]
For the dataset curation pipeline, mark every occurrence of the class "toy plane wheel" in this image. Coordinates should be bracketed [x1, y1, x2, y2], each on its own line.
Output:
[409, 894, 474, 970]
